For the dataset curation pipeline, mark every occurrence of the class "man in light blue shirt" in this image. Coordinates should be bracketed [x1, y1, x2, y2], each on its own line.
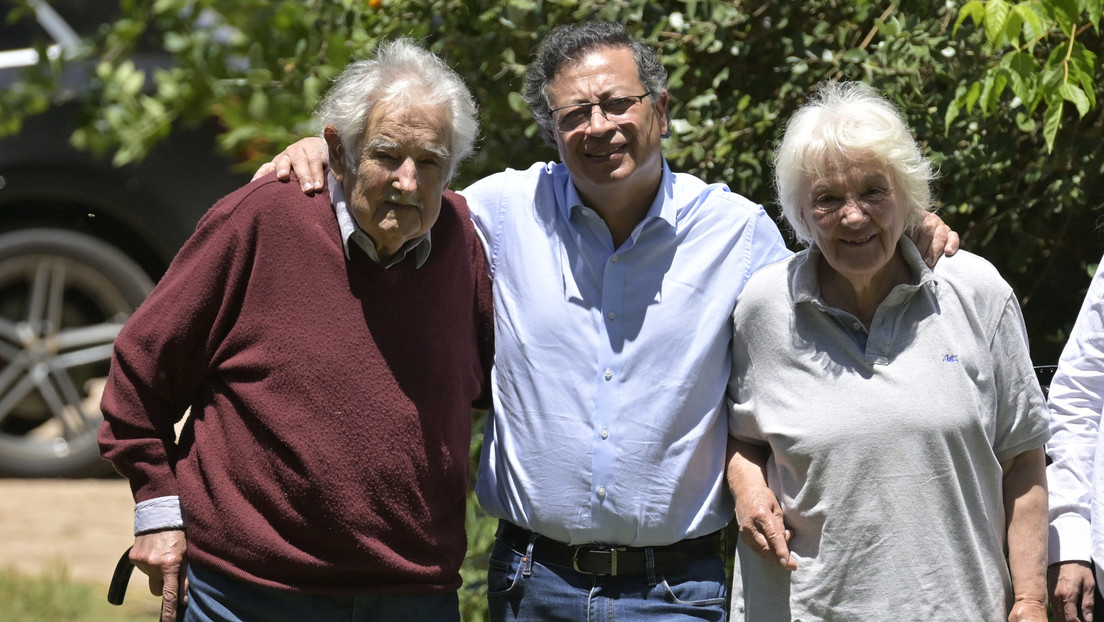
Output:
[466, 23, 798, 619]
[263, 20, 956, 621]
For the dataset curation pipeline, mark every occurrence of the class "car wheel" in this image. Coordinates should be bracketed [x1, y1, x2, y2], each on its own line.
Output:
[0, 228, 153, 477]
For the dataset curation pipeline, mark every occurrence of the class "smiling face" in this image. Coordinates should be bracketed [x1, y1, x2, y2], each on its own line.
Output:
[326, 101, 452, 259]
[803, 162, 907, 286]
[545, 45, 669, 210]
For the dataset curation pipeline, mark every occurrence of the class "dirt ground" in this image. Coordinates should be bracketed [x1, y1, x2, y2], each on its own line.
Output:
[0, 477, 161, 607]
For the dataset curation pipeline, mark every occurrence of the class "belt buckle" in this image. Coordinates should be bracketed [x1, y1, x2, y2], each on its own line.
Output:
[572, 546, 623, 576]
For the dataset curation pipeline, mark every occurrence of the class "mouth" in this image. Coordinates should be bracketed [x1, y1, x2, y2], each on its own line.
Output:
[585, 144, 627, 160]
[841, 234, 874, 245]
[383, 197, 421, 210]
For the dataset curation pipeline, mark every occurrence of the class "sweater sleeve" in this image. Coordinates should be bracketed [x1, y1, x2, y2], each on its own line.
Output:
[98, 192, 252, 503]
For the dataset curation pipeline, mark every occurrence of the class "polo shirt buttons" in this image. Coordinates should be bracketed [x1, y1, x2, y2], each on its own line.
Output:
[607, 311, 616, 320]
[604, 369, 612, 381]
[597, 486, 607, 499]
[601, 427, 609, 439]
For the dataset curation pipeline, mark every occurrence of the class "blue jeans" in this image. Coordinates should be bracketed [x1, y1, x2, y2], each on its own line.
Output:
[183, 561, 460, 622]
[486, 537, 727, 621]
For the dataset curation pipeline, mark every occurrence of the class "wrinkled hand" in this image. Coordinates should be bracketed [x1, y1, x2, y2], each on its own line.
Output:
[1008, 598, 1049, 622]
[734, 485, 797, 570]
[1049, 561, 1096, 622]
[251, 136, 329, 194]
[910, 211, 961, 267]
[131, 530, 188, 622]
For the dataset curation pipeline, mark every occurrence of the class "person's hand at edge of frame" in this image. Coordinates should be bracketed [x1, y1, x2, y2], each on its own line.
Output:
[1049, 560, 1096, 622]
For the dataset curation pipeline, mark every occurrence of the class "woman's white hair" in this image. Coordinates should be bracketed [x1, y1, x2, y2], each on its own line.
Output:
[774, 81, 936, 246]
[315, 39, 479, 180]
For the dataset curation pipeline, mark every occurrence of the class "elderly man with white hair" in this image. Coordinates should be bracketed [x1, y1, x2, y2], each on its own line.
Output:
[98, 40, 494, 622]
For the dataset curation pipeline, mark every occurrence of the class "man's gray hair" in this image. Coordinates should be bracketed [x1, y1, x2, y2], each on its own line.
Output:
[316, 39, 478, 180]
[774, 81, 936, 247]
[524, 20, 669, 146]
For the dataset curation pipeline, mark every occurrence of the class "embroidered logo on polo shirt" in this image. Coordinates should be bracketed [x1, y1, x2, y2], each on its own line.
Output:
[942, 354, 960, 363]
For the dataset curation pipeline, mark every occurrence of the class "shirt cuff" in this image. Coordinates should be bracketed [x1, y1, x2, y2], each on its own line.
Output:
[134, 496, 184, 535]
[1049, 514, 1092, 565]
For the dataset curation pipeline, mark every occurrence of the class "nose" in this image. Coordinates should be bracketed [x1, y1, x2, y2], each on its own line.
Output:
[839, 199, 868, 226]
[584, 104, 617, 135]
[392, 157, 418, 194]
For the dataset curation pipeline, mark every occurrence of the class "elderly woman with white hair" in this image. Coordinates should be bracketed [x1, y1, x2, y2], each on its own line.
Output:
[724, 81, 1049, 621]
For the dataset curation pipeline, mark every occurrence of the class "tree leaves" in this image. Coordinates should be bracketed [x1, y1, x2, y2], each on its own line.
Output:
[3, 0, 1102, 367]
[950, 0, 1101, 152]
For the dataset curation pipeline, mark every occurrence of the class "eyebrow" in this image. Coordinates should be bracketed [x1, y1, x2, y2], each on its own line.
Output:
[810, 173, 891, 194]
[363, 138, 451, 162]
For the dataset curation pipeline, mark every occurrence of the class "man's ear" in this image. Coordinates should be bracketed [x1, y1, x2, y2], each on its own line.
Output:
[323, 125, 347, 182]
[654, 90, 671, 138]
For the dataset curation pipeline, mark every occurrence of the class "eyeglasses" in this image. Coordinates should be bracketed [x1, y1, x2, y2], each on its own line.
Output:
[550, 93, 652, 132]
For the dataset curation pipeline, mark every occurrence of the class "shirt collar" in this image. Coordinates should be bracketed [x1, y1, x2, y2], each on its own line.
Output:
[791, 236, 937, 304]
[328, 171, 431, 268]
[561, 159, 679, 231]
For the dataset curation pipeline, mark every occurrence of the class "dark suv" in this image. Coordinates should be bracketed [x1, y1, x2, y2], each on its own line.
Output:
[0, 1, 249, 476]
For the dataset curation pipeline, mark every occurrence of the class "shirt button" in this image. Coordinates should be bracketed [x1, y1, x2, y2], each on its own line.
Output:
[607, 311, 616, 320]
[600, 427, 609, 439]
[611, 255, 619, 263]
[597, 486, 607, 498]
[852, 322, 861, 330]
[604, 369, 613, 381]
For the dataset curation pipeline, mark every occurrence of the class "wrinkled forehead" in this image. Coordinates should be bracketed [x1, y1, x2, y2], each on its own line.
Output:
[362, 101, 452, 149]
[802, 147, 888, 183]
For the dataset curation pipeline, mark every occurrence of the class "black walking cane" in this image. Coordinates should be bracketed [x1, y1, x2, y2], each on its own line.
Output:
[107, 546, 135, 605]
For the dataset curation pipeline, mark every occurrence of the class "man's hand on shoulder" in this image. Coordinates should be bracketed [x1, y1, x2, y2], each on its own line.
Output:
[910, 211, 961, 267]
[252, 137, 329, 195]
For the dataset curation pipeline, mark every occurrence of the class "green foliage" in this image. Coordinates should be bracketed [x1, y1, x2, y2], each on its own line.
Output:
[460, 410, 495, 622]
[951, 0, 1101, 151]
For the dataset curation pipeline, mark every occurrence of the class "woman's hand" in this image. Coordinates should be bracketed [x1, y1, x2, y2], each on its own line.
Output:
[1007, 598, 1048, 622]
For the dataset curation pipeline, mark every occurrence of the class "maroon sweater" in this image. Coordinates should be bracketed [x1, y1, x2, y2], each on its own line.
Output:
[99, 175, 494, 594]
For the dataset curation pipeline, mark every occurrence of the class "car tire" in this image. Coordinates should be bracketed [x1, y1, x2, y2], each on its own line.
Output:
[0, 228, 153, 477]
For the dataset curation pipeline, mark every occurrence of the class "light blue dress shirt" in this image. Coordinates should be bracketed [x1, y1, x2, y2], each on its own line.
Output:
[466, 160, 791, 547]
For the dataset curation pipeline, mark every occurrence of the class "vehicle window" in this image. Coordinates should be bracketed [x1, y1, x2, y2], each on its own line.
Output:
[0, 0, 120, 51]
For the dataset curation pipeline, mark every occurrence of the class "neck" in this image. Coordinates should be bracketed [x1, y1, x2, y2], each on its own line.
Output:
[579, 174, 661, 249]
[817, 252, 913, 328]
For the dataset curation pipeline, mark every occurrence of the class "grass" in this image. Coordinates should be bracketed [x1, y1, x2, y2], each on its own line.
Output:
[2, 552, 1060, 621]
[0, 563, 160, 622]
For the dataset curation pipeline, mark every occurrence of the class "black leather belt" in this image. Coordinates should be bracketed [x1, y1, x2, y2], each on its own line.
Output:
[495, 520, 722, 577]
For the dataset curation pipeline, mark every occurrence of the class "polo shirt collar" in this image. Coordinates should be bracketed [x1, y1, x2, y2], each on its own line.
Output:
[791, 236, 937, 305]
